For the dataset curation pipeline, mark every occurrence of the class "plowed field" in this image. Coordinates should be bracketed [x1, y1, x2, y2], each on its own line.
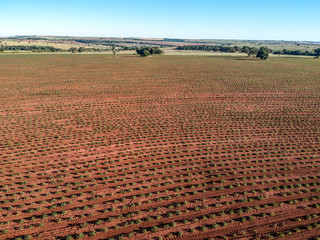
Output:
[0, 54, 320, 240]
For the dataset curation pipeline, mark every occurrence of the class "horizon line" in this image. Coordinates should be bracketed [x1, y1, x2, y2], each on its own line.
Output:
[0, 35, 319, 43]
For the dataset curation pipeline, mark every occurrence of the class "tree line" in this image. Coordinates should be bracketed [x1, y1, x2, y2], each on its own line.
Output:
[273, 48, 320, 57]
[176, 45, 320, 57]
[0, 45, 64, 52]
[0, 45, 111, 53]
[177, 45, 250, 53]
[68, 47, 110, 53]
[0, 44, 165, 57]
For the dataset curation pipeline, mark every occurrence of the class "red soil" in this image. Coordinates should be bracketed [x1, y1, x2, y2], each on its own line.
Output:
[0, 55, 320, 240]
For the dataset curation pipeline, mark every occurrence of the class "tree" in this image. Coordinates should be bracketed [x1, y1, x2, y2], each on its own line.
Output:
[241, 46, 250, 54]
[256, 47, 269, 60]
[69, 47, 78, 53]
[273, 50, 283, 55]
[228, 47, 236, 53]
[136, 47, 164, 57]
[149, 47, 164, 54]
[137, 49, 150, 57]
[111, 45, 118, 58]
[315, 48, 320, 58]
[234, 46, 241, 52]
[78, 47, 86, 53]
[248, 47, 259, 57]
[241, 46, 250, 55]
[265, 47, 273, 53]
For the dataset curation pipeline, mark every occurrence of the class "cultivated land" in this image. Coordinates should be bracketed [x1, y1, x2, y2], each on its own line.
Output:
[0, 54, 320, 240]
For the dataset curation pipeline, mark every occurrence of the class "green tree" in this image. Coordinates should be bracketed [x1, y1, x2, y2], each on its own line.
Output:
[234, 46, 241, 52]
[149, 47, 164, 54]
[241, 46, 250, 55]
[315, 48, 320, 58]
[69, 47, 78, 53]
[248, 47, 259, 57]
[78, 47, 86, 53]
[136, 47, 164, 57]
[141, 49, 151, 57]
[256, 47, 269, 60]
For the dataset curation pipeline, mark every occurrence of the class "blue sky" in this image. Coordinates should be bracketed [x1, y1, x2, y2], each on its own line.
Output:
[1, 0, 319, 41]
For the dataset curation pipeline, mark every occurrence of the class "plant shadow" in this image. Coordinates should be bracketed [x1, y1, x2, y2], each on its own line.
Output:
[233, 58, 261, 61]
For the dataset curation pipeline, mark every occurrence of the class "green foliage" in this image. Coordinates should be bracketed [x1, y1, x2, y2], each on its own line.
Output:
[248, 47, 259, 57]
[177, 45, 237, 52]
[256, 47, 269, 60]
[151, 226, 159, 232]
[137, 49, 150, 57]
[149, 47, 164, 54]
[315, 48, 320, 58]
[241, 46, 250, 54]
[136, 47, 164, 57]
[176, 45, 269, 57]
[69, 47, 78, 53]
[2, 45, 63, 52]
[76, 233, 84, 239]
[78, 47, 86, 53]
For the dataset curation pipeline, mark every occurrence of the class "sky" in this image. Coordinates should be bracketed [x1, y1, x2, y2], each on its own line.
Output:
[1, 0, 320, 41]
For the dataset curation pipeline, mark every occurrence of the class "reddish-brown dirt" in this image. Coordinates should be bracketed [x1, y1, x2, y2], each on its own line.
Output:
[0, 54, 320, 240]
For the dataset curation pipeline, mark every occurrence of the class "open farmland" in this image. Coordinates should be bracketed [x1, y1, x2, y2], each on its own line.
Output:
[1, 54, 320, 240]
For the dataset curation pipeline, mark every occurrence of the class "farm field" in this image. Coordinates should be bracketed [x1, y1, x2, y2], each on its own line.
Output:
[0, 54, 320, 240]
[0, 39, 109, 51]
[2, 37, 320, 56]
